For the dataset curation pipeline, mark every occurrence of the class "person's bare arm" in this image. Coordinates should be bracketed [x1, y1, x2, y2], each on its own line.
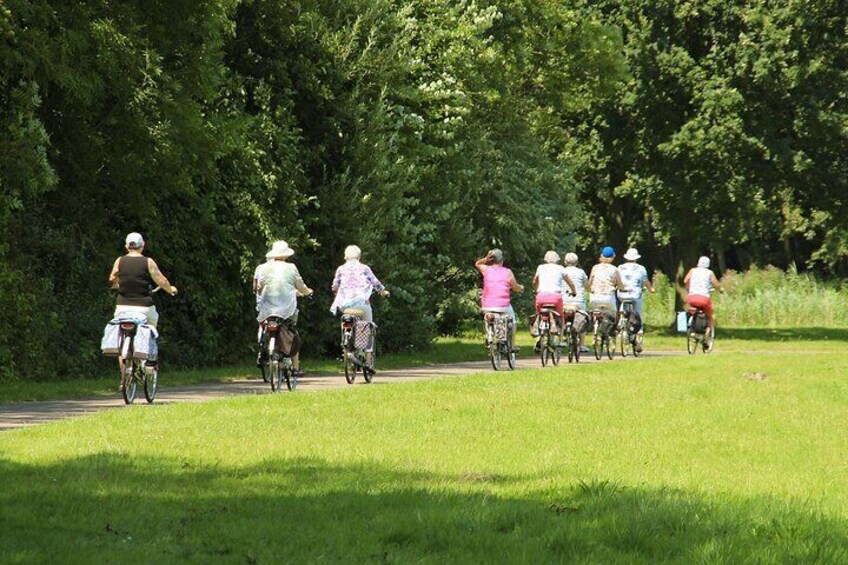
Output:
[564, 274, 576, 296]
[475, 254, 491, 274]
[614, 270, 627, 291]
[710, 272, 722, 292]
[587, 267, 595, 289]
[683, 269, 692, 288]
[148, 259, 177, 295]
[532, 274, 539, 292]
[509, 270, 524, 293]
[108, 258, 120, 288]
[644, 275, 656, 293]
[293, 267, 313, 296]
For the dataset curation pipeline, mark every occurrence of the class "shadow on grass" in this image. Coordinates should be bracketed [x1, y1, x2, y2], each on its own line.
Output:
[2, 454, 846, 563]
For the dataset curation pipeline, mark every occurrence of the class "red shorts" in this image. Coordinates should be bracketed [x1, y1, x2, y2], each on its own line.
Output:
[687, 294, 713, 317]
[535, 293, 564, 317]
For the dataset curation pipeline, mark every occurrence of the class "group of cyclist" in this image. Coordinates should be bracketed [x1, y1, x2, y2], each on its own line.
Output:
[108, 233, 721, 382]
[479, 245, 721, 354]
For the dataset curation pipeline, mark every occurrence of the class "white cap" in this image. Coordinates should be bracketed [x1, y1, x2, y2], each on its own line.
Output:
[125, 232, 144, 249]
[697, 256, 710, 269]
[623, 248, 641, 261]
[344, 245, 361, 261]
[266, 240, 295, 259]
[564, 252, 578, 266]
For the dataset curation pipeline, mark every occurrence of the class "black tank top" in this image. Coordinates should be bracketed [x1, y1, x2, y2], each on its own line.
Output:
[117, 256, 154, 307]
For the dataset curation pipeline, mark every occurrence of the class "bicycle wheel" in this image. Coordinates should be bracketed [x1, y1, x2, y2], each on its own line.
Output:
[285, 366, 298, 391]
[687, 331, 698, 355]
[143, 364, 159, 403]
[344, 347, 357, 384]
[121, 358, 138, 404]
[490, 341, 502, 371]
[270, 356, 282, 392]
[704, 325, 716, 354]
[363, 351, 375, 383]
[572, 330, 581, 363]
[619, 326, 629, 358]
[551, 333, 561, 366]
[593, 320, 602, 360]
[539, 330, 548, 367]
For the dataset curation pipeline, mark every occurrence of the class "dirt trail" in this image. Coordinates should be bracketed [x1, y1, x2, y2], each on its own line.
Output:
[0, 352, 682, 430]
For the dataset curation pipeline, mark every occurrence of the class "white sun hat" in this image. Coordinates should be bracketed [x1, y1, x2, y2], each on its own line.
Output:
[266, 240, 295, 259]
[623, 247, 641, 261]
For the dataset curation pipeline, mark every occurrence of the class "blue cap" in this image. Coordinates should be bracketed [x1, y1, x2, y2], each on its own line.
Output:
[601, 246, 615, 258]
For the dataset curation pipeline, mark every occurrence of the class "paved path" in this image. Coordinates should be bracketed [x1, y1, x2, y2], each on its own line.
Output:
[0, 351, 681, 431]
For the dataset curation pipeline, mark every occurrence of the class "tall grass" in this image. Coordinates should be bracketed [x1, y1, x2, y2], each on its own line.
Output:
[644, 265, 848, 328]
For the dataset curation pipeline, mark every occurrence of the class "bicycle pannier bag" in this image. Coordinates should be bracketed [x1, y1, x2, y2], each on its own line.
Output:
[100, 324, 121, 357]
[572, 311, 588, 333]
[629, 312, 642, 335]
[691, 312, 708, 334]
[276, 326, 302, 357]
[132, 326, 158, 360]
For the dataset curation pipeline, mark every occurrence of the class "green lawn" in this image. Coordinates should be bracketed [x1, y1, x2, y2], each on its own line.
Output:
[2, 332, 847, 562]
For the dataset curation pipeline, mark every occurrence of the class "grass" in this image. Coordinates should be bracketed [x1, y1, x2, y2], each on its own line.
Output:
[2, 337, 848, 562]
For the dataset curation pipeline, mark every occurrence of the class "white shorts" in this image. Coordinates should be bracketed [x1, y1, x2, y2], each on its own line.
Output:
[481, 306, 516, 323]
[588, 295, 616, 314]
[114, 305, 159, 329]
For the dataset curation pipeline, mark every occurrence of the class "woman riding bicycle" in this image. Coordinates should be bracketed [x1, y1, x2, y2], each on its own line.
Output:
[476, 248, 523, 352]
[532, 251, 576, 337]
[563, 252, 591, 351]
[329, 245, 389, 322]
[588, 246, 626, 318]
[684, 256, 722, 337]
[109, 232, 178, 329]
[256, 241, 313, 374]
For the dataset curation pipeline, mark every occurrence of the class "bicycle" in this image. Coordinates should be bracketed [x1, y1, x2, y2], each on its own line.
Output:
[616, 299, 641, 358]
[533, 306, 561, 367]
[115, 317, 159, 404]
[687, 307, 715, 354]
[590, 308, 615, 361]
[563, 309, 585, 363]
[484, 312, 517, 371]
[339, 308, 377, 384]
[259, 316, 299, 392]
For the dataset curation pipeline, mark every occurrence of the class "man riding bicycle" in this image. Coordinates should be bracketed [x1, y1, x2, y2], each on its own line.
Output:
[618, 247, 656, 351]
[684, 256, 722, 341]
[255, 241, 313, 375]
[476, 248, 523, 352]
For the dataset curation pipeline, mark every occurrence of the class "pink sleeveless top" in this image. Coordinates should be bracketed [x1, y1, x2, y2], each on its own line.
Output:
[481, 265, 512, 308]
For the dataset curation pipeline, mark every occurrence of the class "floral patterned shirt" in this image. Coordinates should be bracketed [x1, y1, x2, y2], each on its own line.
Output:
[329, 260, 385, 314]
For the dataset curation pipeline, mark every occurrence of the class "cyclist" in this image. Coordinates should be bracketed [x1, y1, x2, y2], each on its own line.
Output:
[684, 256, 722, 340]
[329, 245, 390, 322]
[475, 248, 523, 352]
[108, 232, 177, 378]
[588, 246, 626, 327]
[563, 252, 591, 351]
[532, 251, 576, 346]
[108, 232, 178, 328]
[618, 247, 656, 351]
[256, 240, 313, 375]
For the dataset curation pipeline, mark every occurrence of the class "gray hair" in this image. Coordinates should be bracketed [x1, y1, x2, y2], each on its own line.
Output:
[344, 245, 362, 261]
[564, 252, 578, 266]
[697, 256, 710, 269]
[489, 248, 504, 264]
[544, 250, 560, 264]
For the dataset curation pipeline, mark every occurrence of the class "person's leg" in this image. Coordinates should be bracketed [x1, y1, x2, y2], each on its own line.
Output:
[508, 306, 518, 351]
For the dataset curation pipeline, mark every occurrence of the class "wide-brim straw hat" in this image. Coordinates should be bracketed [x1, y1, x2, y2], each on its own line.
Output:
[623, 248, 641, 261]
[266, 240, 295, 259]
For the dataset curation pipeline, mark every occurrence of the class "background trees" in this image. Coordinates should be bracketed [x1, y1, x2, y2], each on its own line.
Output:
[1, 0, 844, 381]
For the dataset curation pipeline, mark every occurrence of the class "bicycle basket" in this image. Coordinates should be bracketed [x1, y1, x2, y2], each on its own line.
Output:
[354, 321, 375, 351]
